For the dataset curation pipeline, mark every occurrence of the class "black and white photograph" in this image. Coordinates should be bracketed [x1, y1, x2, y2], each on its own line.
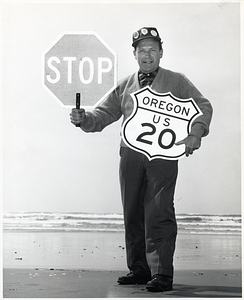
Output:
[2, 0, 242, 298]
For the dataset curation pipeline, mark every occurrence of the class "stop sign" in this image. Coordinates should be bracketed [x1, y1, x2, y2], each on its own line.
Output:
[44, 32, 117, 107]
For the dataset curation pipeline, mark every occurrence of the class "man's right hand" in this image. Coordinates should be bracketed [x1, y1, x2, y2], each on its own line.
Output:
[70, 108, 86, 127]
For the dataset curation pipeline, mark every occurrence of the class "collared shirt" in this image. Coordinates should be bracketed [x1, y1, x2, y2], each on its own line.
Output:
[138, 68, 159, 88]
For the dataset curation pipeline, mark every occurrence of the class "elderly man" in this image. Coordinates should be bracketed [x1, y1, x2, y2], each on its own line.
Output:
[70, 27, 213, 292]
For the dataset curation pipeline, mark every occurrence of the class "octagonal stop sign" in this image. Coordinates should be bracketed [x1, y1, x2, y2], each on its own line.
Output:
[44, 32, 117, 107]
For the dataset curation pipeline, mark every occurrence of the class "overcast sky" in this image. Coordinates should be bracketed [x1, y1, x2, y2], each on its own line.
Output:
[2, 1, 241, 215]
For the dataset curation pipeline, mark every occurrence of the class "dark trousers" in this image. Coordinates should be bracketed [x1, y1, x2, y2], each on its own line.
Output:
[119, 147, 178, 278]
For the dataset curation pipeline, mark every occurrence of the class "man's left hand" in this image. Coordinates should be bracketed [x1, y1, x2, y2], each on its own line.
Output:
[175, 135, 201, 157]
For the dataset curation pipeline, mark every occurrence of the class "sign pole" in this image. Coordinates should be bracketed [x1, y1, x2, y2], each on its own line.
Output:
[76, 93, 81, 127]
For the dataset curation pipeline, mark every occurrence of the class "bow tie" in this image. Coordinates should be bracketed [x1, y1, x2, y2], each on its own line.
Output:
[138, 68, 159, 88]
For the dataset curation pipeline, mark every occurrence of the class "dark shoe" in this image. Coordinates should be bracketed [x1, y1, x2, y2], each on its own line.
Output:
[146, 274, 173, 292]
[117, 271, 151, 285]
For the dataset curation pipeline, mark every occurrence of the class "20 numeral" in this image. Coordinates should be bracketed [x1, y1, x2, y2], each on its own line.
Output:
[136, 123, 176, 149]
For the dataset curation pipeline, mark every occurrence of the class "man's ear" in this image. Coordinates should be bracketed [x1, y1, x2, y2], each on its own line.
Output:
[160, 49, 163, 58]
[133, 49, 137, 60]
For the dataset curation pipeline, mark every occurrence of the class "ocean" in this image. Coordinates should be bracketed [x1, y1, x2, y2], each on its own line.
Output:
[2, 212, 241, 235]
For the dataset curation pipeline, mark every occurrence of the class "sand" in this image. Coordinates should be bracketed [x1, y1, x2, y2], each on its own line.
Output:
[3, 268, 242, 298]
[2, 231, 242, 298]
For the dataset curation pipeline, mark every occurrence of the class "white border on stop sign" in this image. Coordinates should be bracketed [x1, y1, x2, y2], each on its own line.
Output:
[42, 31, 118, 109]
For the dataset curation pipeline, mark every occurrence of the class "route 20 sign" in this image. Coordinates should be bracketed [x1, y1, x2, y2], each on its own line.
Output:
[122, 87, 203, 160]
[44, 32, 117, 107]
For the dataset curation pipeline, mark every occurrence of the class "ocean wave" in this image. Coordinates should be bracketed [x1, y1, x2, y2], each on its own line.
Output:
[2, 212, 241, 235]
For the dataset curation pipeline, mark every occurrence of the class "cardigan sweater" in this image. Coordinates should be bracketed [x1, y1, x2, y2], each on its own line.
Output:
[80, 67, 213, 147]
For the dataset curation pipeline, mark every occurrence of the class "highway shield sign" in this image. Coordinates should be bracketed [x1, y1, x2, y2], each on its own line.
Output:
[122, 87, 203, 160]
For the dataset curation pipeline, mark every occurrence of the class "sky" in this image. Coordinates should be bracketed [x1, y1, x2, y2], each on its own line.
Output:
[1, 1, 242, 215]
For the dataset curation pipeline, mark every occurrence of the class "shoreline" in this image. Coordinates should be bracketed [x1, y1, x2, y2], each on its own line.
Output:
[3, 228, 242, 235]
[3, 231, 241, 270]
[3, 231, 242, 297]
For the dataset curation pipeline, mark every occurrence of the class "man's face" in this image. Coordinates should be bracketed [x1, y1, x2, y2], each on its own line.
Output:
[133, 38, 163, 73]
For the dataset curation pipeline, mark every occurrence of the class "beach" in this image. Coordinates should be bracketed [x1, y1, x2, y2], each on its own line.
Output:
[3, 230, 242, 298]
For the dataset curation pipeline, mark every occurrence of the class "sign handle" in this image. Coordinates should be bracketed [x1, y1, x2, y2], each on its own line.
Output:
[76, 93, 81, 127]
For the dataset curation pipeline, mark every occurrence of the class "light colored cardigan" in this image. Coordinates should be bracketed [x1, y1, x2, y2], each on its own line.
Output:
[80, 67, 213, 147]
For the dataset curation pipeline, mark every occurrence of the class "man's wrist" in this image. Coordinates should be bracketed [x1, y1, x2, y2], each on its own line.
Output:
[189, 123, 205, 140]
[188, 134, 201, 141]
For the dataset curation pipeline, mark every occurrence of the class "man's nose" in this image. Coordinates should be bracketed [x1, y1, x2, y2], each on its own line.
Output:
[144, 51, 151, 57]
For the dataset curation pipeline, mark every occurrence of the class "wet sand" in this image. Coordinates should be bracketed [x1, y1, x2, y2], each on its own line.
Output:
[3, 231, 242, 297]
[3, 268, 241, 298]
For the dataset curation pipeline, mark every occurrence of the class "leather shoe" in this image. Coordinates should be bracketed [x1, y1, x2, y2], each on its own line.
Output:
[117, 271, 151, 285]
[146, 274, 173, 292]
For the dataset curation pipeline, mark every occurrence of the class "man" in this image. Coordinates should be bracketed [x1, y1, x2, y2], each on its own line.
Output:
[70, 27, 213, 292]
